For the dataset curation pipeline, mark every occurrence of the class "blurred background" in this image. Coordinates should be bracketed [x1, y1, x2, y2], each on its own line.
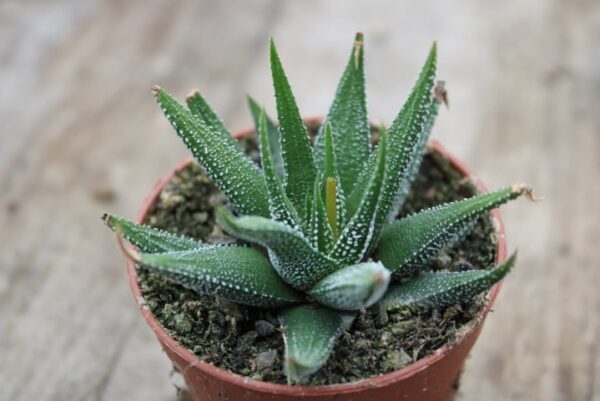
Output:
[1, 1, 598, 400]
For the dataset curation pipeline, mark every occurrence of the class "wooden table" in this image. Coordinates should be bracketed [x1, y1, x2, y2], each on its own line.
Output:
[1, 1, 598, 400]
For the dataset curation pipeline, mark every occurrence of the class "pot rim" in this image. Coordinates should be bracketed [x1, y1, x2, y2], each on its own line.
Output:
[126, 115, 507, 395]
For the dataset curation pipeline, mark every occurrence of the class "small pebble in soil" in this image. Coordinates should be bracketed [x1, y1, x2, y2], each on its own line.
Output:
[433, 252, 453, 269]
[382, 350, 412, 371]
[256, 350, 278, 371]
[255, 320, 277, 337]
[452, 258, 476, 272]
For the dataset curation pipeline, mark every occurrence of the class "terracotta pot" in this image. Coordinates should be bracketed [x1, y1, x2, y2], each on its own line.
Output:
[126, 116, 508, 401]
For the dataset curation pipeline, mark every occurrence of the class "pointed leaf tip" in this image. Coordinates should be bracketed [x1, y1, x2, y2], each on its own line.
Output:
[155, 88, 269, 216]
[353, 33, 364, 68]
[151, 85, 162, 96]
[511, 182, 541, 201]
[269, 36, 277, 53]
[103, 214, 204, 253]
[281, 305, 350, 383]
[270, 36, 316, 217]
[377, 186, 527, 274]
[381, 252, 517, 310]
[313, 33, 370, 196]
[185, 89, 200, 101]
[347, 40, 437, 228]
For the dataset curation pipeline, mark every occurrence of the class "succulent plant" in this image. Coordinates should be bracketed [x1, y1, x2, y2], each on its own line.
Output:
[103, 33, 531, 384]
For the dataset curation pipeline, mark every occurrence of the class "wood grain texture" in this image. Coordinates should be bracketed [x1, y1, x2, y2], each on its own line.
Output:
[0, 1, 598, 400]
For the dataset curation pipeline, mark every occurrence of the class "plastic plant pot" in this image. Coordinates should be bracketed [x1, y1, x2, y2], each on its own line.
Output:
[125, 116, 508, 401]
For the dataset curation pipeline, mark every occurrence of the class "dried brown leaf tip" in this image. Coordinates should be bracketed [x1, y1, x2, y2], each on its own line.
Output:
[434, 80, 449, 108]
[511, 182, 543, 201]
[185, 89, 200, 101]
[151, 85, 162, 97]
[354, 32, 364, 69]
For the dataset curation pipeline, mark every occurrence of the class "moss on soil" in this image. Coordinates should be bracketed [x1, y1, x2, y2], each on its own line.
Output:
[139, 134, 497, 386]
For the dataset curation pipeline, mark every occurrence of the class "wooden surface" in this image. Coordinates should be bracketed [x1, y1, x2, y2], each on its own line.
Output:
[1, 1, 598, 400]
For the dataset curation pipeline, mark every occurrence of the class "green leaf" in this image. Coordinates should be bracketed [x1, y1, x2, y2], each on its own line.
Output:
[257, 108, 299, 227]
[380, 253, 516, 310]
[153, 86, 269, 217]
[270, 39, 316, 218]
[323, 123, 347, 233]
[102, 214, 202, 253]
[347, 44, 437, 226]
[136, 246, 303, 307]
[217, 208, 339, 290]
[307, 177, 334, 253]
[314, 33, 370, 195]
[329, 133, 387, 265]
[378, 44, 437, 226]
[281, 305, 352, 384]
[377, 184, 531, 274]
[247, 96, 285, 181]
[309, 261, 390, 311]
[393, 84, 445, 209]
[186, 90, 235, 145]
[324, 177, 338, 240]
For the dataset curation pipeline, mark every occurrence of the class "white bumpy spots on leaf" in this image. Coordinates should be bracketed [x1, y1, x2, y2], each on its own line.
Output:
[153, 87, 270, 217]
[186, 90, 237, 146]
[346, 44, 437, 232]
[132, 245, 303, 307]
[380, 253, 516, 310]
[281, 305, 352, 384]
[392, 81, 446, 210]
[314, 33, 370, 196]
[247, 96, 285, 181]
[270, 40, 316, 218]
[257, 109, 300, 227]
[329, 133, 387, 265]
[378, 45, 436, 227]
[309, 261, 391, 311]
[217, 208, 340, 290]
[377, 185, 531, 275]
[103, 214, 203, 253]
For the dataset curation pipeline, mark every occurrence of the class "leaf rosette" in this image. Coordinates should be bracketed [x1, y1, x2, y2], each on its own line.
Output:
[104, 33, 530, 384]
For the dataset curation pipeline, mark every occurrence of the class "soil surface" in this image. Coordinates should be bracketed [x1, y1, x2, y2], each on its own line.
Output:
[139, 135, 497, 385]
